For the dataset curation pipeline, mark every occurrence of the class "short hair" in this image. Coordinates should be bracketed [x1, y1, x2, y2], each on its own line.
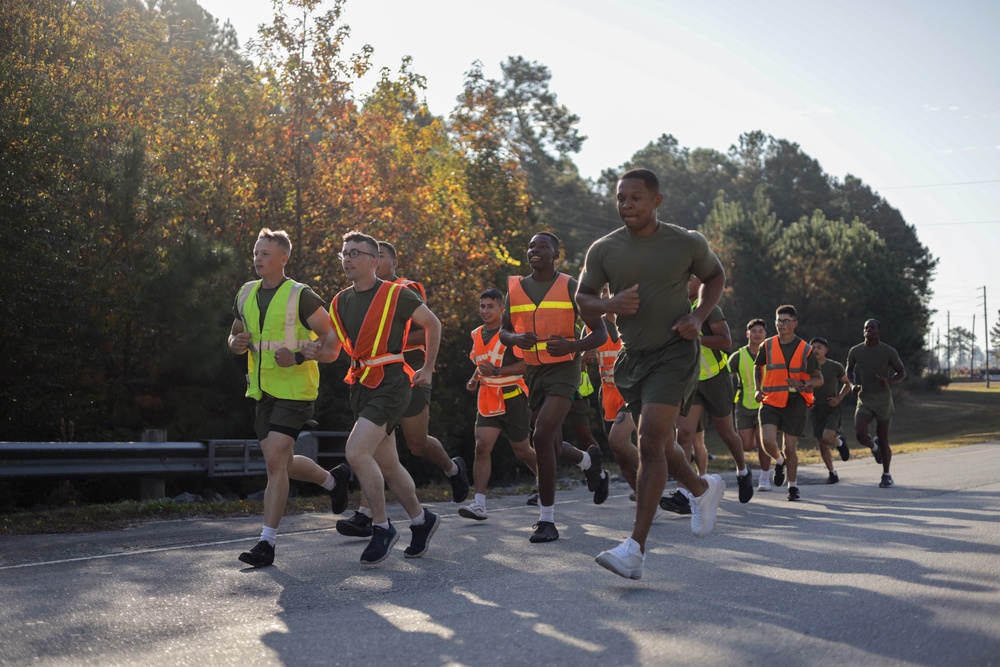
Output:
[535, 231, 560, 249]
[746, 318, 767, 331]
[809, 336, 829, 348]
[776, 304, 797, 319]
[865, 318, 882, 331]
[378, 241, 397, 259]
[620, 168, 660, 195]
[480, 288, 504, 302]
[343, 230, 378, 255]
[258, 228, 291, 253]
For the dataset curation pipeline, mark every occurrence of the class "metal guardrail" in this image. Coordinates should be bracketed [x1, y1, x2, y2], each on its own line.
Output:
[0, 432, 350, 480]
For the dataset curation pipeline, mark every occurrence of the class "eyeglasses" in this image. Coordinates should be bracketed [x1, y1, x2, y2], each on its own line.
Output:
[338, 249, 376, 261]
[775, 318, 796, 325]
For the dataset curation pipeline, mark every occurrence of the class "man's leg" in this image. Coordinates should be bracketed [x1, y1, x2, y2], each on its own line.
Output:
[819, 428, 837, 473]
[471, 427, 501, 496]
[259, 432, 297, 530]
[875, 419, 892, 473]
[345, 418, 397, 524]
[784, 434, 799, 486]
[372, 429, 423, 520]
[400, 405, 456, 473]
[608, 410, 638, 491]
[533, 395, 573, 507]
[675, 405, 703, 475]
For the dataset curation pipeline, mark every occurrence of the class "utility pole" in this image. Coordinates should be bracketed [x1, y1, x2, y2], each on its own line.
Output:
[946, 311, 951, 378]
[985, 286, 991, 389]
[972, 314, 976, 379]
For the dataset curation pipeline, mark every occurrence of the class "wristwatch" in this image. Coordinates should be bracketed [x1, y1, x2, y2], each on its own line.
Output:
[492, 366, 500, 376]
[295, 351, 305, 365]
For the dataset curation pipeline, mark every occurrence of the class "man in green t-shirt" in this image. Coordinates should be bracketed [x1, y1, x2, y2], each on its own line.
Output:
[808, 337, 853, 484]
[305, 231, 442, 566]
[729, 318, 771, 490]
[578, 168, 727, 581]
[846, 319, 906, 488]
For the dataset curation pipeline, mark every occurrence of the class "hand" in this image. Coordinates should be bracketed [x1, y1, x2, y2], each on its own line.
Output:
[853, 384, 862, 395]
[755, 390, 764, 402]
[544, 336, 574, 357]
[608, 284, 640, 316]
[301, 340, 321, 361]
[671, 313, 701, 340]
[412, 367, 434, 387]
[876, 374, 888, 388]
[513, 332, 538, 350]
[476, 362, 495, 376]
[274, 347, 294, 367]
[826, 396, 839, 407]
[466, 375, 479, 393]
[580, 348, 598, 365]
[230, 332, 252, 353]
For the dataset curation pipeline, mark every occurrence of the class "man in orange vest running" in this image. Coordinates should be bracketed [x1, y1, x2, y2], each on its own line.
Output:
[500, 232, 609, 544]
[303, 231, 441, 566]
[460, 288, 538, 520]
[336, 241, 470, 538]
[578, 168, 727, 581]
[753, 304, 823, 502]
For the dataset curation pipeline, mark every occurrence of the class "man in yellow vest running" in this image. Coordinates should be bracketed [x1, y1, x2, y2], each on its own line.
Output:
[304, 231, 441, 565]
[228, 228, 352, 568]
[729, 318, 772, 490]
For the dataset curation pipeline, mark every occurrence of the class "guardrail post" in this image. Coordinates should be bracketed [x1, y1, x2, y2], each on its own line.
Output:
[139, 429, 167, 500]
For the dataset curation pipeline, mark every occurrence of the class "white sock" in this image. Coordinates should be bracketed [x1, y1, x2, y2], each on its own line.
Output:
[578, 451, 592, 470]
[260, 525, 277, 545]
[410, 508, 426, 526]
[539, 504, 555, 523]
[738, 467, 749, 477]
[320, 472, 335, 491]
[475, 493, 487, 507]
[447, 461, 459, 476]
[357, 506, 373, 518]
[374, 520, 390, 530]
[776, 455, 785, 465]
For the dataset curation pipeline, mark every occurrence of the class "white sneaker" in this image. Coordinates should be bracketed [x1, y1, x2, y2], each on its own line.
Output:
[595, 537, 644, 580]
[458, 500, 488, 521]
[690, 474, 725, 538]
[757, 471, 772, 491]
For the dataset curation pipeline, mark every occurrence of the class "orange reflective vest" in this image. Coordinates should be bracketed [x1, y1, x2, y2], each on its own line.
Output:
[506, 273, 576, 365]
[761, 337, 814, 408]
[329, 280, 410, 389]
[469, 325, 528, 417]
[585, 326, 625, 421]
[393, 276, 426, 354]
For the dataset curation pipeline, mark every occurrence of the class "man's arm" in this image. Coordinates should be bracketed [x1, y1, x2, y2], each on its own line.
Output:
[576, 282, 639, 319]
[673, 261, 725, 340]
[301, 307, 342, 363]
[229, 318, 251, 354]
[499, 304, 536, 350]
[701, 317, 732, 352]
[409, 304, 441, 387]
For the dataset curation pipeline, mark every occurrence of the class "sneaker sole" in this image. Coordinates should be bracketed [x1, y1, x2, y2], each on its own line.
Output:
[237, 554, 273, 568]
[595, 551, 643, 580]
[458, 508, 488, 521]
[404, 517, 440, 559]
[360, 531, 400, 566]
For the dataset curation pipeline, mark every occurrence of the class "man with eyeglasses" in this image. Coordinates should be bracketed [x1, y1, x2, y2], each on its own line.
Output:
[228, 228, 352, 568]
[303, 231, 441, 565]
[753, 305, 822, 501]
[577, 168, 727, 581]
[335, 241, 470, 538]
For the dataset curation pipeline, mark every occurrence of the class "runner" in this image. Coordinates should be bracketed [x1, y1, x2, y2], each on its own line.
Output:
[729, 318, 771, 490]
[809, 337, 853, 483]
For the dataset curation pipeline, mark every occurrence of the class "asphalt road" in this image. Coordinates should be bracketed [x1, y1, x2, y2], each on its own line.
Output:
[2, 443, 1000, 667]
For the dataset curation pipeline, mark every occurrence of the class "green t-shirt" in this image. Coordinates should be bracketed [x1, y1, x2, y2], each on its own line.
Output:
[334, 279, 423, 379]
[579, 222, 718, 354]
[233, 278, 325, 331]
[815, 359, 847, 402]
[847, 342, 901, 412]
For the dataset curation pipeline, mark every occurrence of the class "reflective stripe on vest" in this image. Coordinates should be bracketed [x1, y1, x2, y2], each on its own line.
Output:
[733, 346, 761, 410]
[329, 281, 407, 388]
[691, 299, 727, 381]
[237, 279, 319, 401]
[507, 273, 576, 365]
[470, 325, 528, 416]
[761, 337, 814, 408]
[394, 277, 427, 353]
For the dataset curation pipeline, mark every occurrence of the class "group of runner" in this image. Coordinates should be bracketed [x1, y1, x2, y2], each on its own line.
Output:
[228, 167, 907, 580]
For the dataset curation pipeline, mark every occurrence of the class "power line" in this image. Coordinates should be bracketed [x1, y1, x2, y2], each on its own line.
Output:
[878, 179, 1000, 190]
[917, 220, 1000, 227]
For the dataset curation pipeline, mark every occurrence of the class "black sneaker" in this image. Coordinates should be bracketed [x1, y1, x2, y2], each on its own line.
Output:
[737, 468, 754, 503]
[238, 540, 274, 568]
[879, 473, 894, 488]
[594, 470, 610, 505]
[773, 461, 786, 487]
[526, 490, 539, 506]
[659, 490, 691, 515]
[871, 436, 883, 464]
[337, 510, 373, 537]
[360, 521, 399, 565]
[329, 463, 352, 514]
[404, 509, 439, 558]
[827, 470, 840, 484]
[836, 435, 851, 462]
[787, 486, 801, 501]
[583, 445, 604, 492]
[449, 457, 470, 503]
[529, 521, 559, 543]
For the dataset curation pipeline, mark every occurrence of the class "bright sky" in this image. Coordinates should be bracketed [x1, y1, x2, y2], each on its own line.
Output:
[199, 0, 1000, 359]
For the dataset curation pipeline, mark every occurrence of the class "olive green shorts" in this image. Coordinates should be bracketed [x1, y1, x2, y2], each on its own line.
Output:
[681, 371, 735, 419]
[403, 384, 432, 419]
[350, 371, 411, 434]
[615, 345, 699, 423]
[525, 360, 581, 411]
[758, 396, 808, 438]
[254, 394, 315, 441]
[735, 404, 759, 431]
[475, 389, 531, 442]
[811, 404, 843, 439]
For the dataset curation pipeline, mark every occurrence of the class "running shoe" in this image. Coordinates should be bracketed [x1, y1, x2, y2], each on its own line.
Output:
[404, 510, 439, 558]
[836, 435, 851, 462]
[337, 510, 373, 537]
[529, 521, 559, 543]
[594, 470, 610, 505]
[459, 499, 488, 521]
[737, 468, 754, 503]
[787, 485, 800, 501]
[879, 473, 894, 488]
[583, 445, 604, 492]
[871, 436, 883, 465]
[595, 537, 644, 580]
[827, 470, 840, 484]
[757, 470, 772, 491]
[659, 490, 691, 515]
[360, 522, 399, 565]
[526, 490, 539, 506]
[449, 456, 470, 503]
[328, 463, 352, 515]
[773, 461, 786, 487]
[690, 474, 725, 538]
[238, 540, 274, 568]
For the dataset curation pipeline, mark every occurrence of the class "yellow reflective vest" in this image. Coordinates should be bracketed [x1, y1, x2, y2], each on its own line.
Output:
[237, 279, 319, 401]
